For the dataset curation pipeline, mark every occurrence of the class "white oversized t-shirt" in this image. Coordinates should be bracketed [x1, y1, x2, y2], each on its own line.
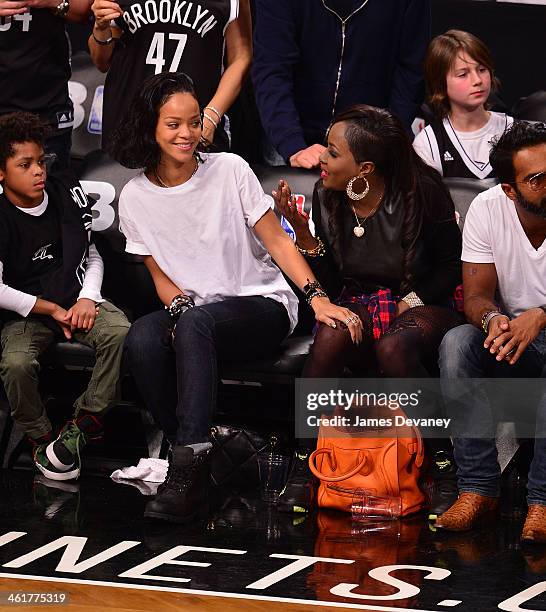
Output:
[118, 153, 299, 334]
[462, 184, 546, 318]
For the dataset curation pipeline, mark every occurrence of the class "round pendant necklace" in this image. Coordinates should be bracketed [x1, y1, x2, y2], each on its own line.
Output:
[154, 157, 199, 188]
[351, 190, 384, 238]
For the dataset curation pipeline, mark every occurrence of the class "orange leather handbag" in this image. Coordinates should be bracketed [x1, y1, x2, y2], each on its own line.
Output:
[308, 411, 425, 516]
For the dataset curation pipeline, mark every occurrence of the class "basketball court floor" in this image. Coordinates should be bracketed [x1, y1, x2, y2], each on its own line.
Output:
[0, 469, 545, 611]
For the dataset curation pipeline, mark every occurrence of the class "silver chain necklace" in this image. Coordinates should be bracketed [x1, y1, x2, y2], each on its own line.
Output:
[320, 0, 371, 123]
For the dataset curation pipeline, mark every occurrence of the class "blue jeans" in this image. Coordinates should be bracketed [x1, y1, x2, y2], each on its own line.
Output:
[125, 297, 290, 445]
[439, 324, 546, 506]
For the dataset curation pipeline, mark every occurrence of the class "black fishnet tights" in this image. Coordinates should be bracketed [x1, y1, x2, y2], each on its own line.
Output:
[303, 305, 463, 379]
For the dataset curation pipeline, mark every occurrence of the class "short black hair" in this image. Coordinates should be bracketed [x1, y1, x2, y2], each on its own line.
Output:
[490, 120, 546, 184]
[108, 72, 200, 170]
[0, 112, 48, 170]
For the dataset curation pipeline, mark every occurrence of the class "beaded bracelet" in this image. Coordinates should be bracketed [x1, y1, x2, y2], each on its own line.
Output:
[166, 294, 195, 319]
[305, 290, 328, 306]
[481, 310, 503, 334]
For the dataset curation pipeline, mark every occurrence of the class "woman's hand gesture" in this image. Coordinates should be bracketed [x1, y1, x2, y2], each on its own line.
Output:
[272, 179, 311, 237]
[311, 297, 363, 345]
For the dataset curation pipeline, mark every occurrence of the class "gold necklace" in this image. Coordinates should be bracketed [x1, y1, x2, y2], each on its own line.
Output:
[154, 157, 199, 188]
[351, 190, 384, 238]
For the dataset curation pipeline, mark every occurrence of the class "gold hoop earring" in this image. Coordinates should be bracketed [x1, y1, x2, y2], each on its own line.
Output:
[346, 176, 369, 201]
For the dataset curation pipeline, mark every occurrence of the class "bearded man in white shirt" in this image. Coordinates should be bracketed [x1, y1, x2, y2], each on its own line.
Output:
[437, 120, 546, 543]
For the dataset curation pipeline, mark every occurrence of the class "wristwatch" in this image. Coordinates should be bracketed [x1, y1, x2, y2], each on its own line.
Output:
[54, 0, 70, 17]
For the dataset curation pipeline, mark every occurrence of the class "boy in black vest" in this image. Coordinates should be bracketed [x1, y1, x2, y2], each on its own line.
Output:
[0, 112, 130, 480]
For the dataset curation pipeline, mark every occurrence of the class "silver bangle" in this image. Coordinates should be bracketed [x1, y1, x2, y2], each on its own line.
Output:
[203, 112, 218, 129]
[402, 291, 425, 308]
[204, 106, 222, 122]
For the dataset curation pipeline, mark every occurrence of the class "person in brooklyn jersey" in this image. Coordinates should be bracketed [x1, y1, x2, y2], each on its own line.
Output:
[0, 0, 91, 167]
[89, 0, 251, 151]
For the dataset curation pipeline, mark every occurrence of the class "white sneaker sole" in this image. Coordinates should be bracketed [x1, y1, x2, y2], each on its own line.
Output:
[35, 462, 80, 481]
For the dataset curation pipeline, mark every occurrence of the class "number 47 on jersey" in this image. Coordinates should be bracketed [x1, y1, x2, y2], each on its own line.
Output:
[146, 32, 188, 74]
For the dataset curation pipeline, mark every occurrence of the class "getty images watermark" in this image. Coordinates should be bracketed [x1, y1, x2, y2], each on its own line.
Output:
[295, 378, 546, 439]
[306, 389, 450, 430]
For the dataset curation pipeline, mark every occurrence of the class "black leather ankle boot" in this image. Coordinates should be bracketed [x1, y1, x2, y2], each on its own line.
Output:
[144, 445, 210, 523]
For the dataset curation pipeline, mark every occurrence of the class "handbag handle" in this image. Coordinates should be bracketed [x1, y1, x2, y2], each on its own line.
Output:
[408, 425, 425, 468]
[308, 448, 370, 482]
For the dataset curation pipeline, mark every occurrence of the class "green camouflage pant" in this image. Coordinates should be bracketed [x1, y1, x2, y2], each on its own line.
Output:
[0, 301, 130, 439]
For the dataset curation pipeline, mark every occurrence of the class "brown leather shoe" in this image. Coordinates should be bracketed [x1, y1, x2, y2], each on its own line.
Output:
[521, 505, 546, 543]
[435, 492, 499, 531]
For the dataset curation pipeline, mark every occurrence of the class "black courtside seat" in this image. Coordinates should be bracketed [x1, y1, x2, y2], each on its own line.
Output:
[512, 90, 546, 123]
[442, 177, 498, 230]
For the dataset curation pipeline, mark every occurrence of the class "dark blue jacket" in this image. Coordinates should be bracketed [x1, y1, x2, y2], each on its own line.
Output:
[252, 0, 430, 162]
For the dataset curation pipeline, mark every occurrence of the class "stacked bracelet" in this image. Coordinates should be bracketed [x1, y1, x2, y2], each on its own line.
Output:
[296, 237, 325, 257]
[303, 280, 328, 305]
[166, 294, 195, 319]
[481, 310, 503, 334]
[204, 106, 222, 122]
[203, 112, 218, 129]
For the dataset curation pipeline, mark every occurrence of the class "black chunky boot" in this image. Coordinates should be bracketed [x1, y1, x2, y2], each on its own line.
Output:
[277, 449, 317, 514]
[428, 449, 459, 521]
[144, 445, 210, 523]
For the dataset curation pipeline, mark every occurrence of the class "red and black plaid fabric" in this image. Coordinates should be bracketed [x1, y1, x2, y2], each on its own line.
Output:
[339, 288, 398, 340]
[339, 285, 464, 339]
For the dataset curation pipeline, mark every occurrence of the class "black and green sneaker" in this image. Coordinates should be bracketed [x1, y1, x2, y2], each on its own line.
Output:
[33, 421, 86, 481]
[277, 449, 317, 514]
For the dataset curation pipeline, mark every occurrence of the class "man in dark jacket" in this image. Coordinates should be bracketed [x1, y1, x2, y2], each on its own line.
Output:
[252, 0, 430, 168]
